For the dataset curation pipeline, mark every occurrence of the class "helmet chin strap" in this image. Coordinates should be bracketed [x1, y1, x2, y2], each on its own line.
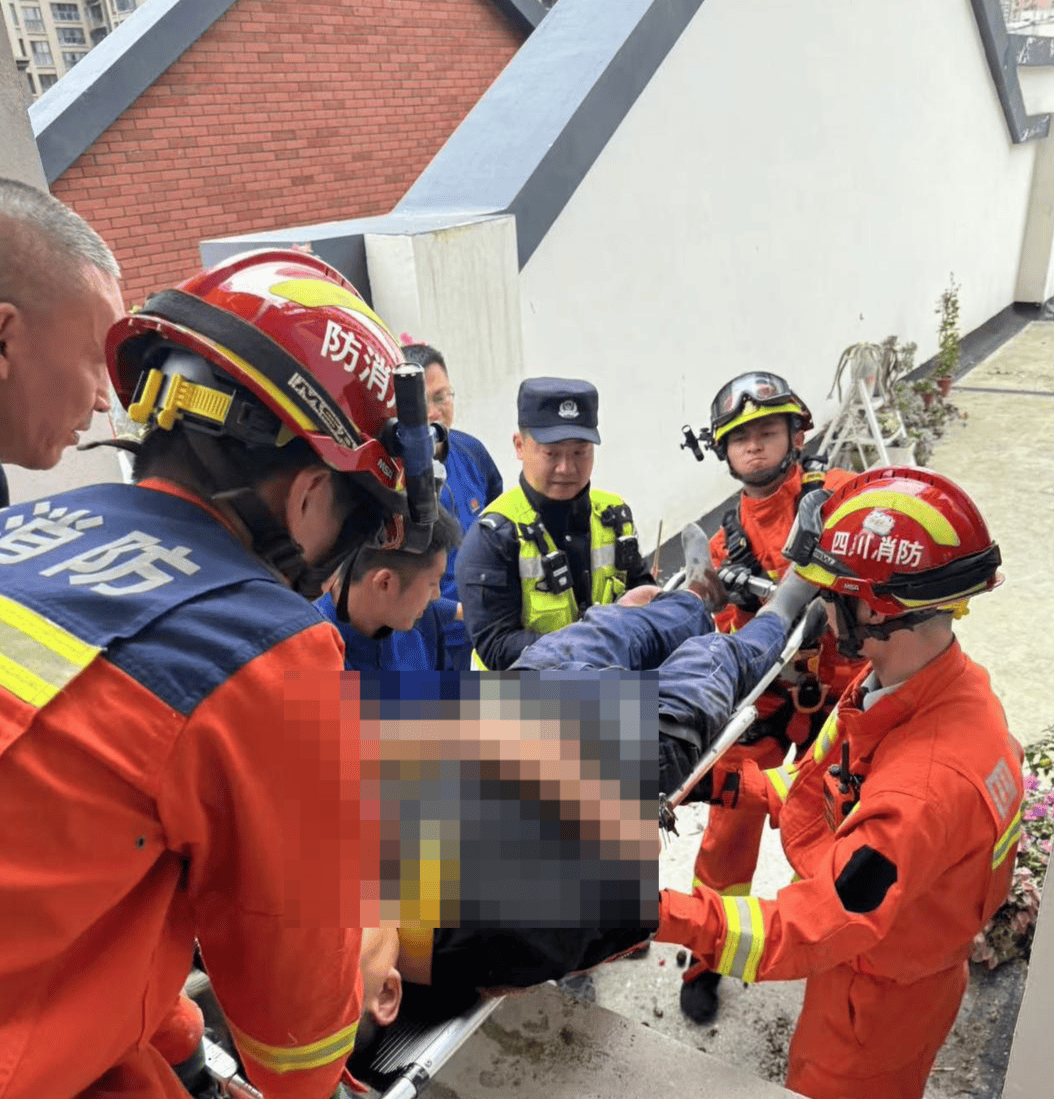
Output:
[730, 448, 798, 488]
[180, 431, 370, 601]
[829, 592, 939, 660]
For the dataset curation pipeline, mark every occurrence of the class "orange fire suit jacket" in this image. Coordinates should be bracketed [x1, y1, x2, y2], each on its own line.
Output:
[0, 480, 367, 1099]
[710, 465, 862, 705]
[657, 640, 1024, 1088]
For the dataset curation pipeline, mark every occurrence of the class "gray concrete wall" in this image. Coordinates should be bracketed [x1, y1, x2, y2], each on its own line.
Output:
[1002, 865, 1054, 1097]
[0, 22, 45, 189]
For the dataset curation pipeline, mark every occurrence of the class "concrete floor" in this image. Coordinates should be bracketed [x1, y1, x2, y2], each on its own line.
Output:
[433, 322, 1054, 1099]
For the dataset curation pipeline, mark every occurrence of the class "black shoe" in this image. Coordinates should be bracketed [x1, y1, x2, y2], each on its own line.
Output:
[679, 967, 721, 1024]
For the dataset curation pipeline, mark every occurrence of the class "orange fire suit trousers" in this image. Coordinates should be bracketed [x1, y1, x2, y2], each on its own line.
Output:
[786, 961, 967, 1099]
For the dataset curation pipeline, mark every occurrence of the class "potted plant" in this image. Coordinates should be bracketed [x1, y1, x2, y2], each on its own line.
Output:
[934, 275, 961, 397]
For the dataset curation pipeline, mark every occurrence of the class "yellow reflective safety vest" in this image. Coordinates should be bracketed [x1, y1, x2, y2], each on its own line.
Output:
[470, 486, 636, 670]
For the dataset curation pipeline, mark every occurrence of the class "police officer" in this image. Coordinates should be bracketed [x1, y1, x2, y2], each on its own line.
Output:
[456, 377, 653, 670]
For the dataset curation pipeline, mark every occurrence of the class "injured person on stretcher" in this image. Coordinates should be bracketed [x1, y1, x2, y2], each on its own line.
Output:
[191, 564, 813, 1095]
[348, 566, 814, 1052]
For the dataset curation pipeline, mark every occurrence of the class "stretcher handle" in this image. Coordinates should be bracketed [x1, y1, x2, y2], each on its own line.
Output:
[715, 566, 776, 603]
[203, 1034, 264, 1098]
[662, 596, 827, 814]
[661, 567, 776, 602]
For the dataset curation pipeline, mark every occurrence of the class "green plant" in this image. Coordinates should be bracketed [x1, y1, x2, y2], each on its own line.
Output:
[826, 333, 964, 471]
[970, 726, 1054, 969]
[934, 274, 962, 379]
[887, 378, 965, 466]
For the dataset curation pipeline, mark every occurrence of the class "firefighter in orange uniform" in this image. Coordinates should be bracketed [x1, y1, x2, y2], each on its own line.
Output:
[678, 371, 864, 1022]
[0, 251, 439, 1098]
[657, 466, 1023, 1099]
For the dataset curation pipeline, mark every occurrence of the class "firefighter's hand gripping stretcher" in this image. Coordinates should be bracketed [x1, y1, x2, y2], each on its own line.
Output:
[658, 566, 828, 834]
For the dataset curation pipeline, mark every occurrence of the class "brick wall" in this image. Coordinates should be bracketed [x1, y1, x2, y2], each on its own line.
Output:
[51, 0, 521, 304]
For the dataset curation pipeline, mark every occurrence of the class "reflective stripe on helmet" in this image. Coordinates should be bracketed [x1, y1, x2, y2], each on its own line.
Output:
[795, 561, 838, 589]
[713, 399, 805, 446]
[824, 489, 961, 547]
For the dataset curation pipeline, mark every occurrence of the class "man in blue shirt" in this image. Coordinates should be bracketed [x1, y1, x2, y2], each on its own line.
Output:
[403, 342, 504, 669]
[317, 506, 462, 671]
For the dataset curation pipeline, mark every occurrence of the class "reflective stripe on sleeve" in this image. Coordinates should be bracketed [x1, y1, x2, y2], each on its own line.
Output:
[228, 1019, 359, 1075]
[0, 593, 100, 707]
[716, 895, 765, 983]
[992, 808, 1022, 871]
[812, 710, 839, 763]
[763, 763, 798, 803]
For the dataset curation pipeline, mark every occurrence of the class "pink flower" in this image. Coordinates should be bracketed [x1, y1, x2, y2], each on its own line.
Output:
[1025, 775, 1040, 791]
[1024, 804, 1048, 821]
[1042, 840, 1052, 854]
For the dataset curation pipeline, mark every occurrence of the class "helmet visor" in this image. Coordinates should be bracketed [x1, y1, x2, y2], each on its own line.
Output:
[710, 372, 805, 441]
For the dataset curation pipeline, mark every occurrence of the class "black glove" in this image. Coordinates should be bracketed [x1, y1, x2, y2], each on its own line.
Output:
[721, 562, 763, 612]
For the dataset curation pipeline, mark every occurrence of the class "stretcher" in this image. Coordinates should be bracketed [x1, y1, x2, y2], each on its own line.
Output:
[197, 572, 825, 1097]
[352, 985, 505, 1099]
[197, 977, 504, 1099]
[657, 567, 827, 831]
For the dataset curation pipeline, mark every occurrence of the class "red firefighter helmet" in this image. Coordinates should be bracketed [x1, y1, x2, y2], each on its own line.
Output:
[791, 466, 1002, 617]
[107, 248, 409, 516]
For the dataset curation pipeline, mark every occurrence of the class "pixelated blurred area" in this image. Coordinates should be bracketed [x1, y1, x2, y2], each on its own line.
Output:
[352, 670, 659, 928]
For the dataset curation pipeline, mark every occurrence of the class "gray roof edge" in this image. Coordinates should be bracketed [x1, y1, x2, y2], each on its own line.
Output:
[198, 210, 507, 306]
[200, 209, 506, 250]
[30, 0, 238, 183]
[488, 0, 548, 35]
[969, 0, 1050, 141]
[395, 0, 704, 265]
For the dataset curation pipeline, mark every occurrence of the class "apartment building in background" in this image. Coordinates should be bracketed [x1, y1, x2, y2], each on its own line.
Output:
[2, 0, 141, 100]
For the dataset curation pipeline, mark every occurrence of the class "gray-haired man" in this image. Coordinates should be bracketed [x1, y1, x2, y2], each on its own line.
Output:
[0, 178, 122, 502]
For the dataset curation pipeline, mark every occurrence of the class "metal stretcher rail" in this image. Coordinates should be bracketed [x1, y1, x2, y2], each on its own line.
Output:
[662, 596, 827, 817]
[368, 993, 505, 1099]
[199, 986, 504, 1099]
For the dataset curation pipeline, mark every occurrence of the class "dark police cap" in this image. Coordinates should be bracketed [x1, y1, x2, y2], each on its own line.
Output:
[517, 377, 601, 445]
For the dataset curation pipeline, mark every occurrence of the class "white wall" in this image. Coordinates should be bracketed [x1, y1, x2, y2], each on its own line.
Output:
[366, 214, 525, 470]
[502, 0, 1054, 543]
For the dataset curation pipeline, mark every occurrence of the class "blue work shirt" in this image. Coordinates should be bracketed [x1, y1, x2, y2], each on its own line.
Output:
[437, 428, 503, 668]
[315, 591, 444, 671]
